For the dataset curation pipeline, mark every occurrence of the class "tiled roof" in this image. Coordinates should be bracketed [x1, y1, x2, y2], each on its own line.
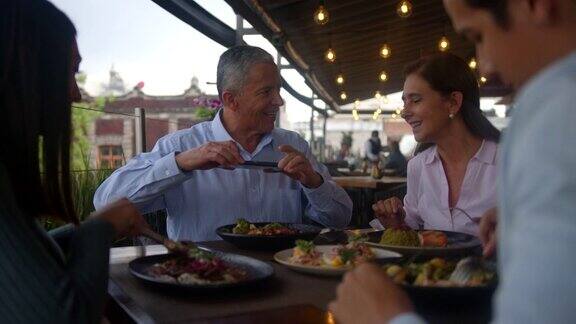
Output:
[103, 89, 220, 114]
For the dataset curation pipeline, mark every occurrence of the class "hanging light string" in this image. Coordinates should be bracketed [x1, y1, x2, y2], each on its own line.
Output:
[314, 0, 329, 25]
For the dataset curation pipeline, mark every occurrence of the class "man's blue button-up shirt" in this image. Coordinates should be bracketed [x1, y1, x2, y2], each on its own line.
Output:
[94, 111, 352, 241]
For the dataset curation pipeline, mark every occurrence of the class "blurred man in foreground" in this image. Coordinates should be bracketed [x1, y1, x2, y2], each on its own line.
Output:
[329, 0, 576, 323]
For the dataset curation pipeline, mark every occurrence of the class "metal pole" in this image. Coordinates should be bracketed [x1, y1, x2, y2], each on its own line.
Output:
[322, 115, 328, 162]
[235, 15, 243, 45]
[134, 107, 146, 154]
[309, 108, 315, 143]
[275, 52, 282, 128]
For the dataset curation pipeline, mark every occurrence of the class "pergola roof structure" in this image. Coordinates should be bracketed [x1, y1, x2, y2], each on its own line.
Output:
[153, 0, 510, 115]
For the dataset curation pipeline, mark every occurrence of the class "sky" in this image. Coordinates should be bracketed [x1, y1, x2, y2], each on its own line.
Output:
[49, 0, 500, 124]
[50, 0, 317, 122]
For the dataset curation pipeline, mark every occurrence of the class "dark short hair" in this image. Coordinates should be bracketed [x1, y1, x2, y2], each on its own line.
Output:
[465, 0, 509, 28]
[371, 130, 379, 137]
[0, 0, 78, 223]
[404, 53, 501, 144]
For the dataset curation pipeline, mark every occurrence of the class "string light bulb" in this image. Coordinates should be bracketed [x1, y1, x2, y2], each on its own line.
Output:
[397, 1, 412, 18]
[469, 57, 477, 70]
[314, 3, 329, 25]
[325, 48, 336, 63]
[374, 91, 381, 99]
[480, 76, 487, 83]
[379, 71, 388, 82]
[438, 36, 450, 51]
[392, 113, 398, 119]
[380, 44, 391, 59]
[340, 91, 347, 100]
[336, 74, 344, 85]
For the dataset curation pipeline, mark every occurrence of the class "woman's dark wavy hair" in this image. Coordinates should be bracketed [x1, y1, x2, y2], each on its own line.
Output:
[405, 53, 501, 154]
[0, 0, 78, 223]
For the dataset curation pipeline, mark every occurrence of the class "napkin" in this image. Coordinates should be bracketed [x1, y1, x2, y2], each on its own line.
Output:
[369, 218, 385, 230]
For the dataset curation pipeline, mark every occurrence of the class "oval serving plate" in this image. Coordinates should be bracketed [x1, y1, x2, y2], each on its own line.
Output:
[129, 251, 274, 292]
[216, 222, 322, 251]
[363, 230, 481, 257]
[274, 245, 402, 276]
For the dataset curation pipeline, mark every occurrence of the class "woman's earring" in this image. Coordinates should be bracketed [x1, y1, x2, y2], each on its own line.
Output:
[449, 113, 455, 119]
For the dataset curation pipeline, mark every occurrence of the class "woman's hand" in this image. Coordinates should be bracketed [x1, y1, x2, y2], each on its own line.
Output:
[479, 207, 498, 258]
[91, 198, 148, 238]
[372, 197, 406, 228]
[329, 263, 414, 324]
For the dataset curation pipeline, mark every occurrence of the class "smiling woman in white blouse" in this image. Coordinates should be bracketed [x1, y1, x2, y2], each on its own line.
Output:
[373, 53, 500, 236]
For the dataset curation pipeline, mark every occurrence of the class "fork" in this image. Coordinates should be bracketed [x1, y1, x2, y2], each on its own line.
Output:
[141, 227, 197, 256]
[449, 256, 485, 284]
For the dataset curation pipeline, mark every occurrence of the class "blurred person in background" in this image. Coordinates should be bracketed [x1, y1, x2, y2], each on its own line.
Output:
[383, 138, 407, 177]
[364, 130, 383, 163]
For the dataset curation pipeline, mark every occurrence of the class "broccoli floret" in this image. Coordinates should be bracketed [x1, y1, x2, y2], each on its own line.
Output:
[338, 248, 358, 265]
[263, 222, 283, 230]
[233, 218, 251, 234]
[295, 240, 314, 253]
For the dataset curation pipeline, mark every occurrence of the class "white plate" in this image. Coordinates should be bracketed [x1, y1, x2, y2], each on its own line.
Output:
[274, 245, 402, 276]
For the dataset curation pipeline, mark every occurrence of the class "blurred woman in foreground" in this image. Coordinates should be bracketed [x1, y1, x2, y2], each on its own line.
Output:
[0, 0, 147, 322]
[373, 53, 500, 236]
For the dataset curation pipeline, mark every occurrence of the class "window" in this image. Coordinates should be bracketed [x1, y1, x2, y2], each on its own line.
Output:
[99, 145, 124, 168]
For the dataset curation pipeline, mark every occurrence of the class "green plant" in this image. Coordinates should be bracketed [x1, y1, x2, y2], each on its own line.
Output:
[195, 107, 218, 120]
[71, 168, 114, 221]
[42, 168, 113, 231]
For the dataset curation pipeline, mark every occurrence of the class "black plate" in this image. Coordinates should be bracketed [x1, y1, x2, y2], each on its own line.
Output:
[216, 222, 322, 251]
[364, 230, 481, 257]
[386, 257, 497, 306]
[404, 282, 496, 306]
[129, 251, 274, 292]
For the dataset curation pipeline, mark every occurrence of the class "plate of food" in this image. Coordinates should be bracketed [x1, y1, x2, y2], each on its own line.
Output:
[363, 227, 481, 257]
[216, 219, 323, 250]
[274, 240, 402, 276]
[382, 257, 497, 304]
[129, 247, 274, 292]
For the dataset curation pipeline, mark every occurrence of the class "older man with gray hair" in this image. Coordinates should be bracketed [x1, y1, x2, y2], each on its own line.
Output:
[94, 45, 352, 241]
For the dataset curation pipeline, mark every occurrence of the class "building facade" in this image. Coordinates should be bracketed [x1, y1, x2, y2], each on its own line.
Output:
[89, 78, 219, 168]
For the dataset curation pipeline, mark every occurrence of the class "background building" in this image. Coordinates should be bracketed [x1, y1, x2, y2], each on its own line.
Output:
[89, 77, 219, 168]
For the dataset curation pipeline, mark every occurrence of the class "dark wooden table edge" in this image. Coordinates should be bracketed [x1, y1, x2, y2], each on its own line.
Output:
[108, 279, 156, 324]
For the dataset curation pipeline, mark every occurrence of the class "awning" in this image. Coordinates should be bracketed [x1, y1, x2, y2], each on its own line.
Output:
[224, 0, 512, 112]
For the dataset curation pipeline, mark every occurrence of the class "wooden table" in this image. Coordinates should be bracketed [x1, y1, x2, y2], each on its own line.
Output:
[333, 176, 407, 226]
[107, 241, 491, 324]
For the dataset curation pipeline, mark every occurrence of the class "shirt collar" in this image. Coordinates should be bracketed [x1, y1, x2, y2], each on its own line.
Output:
[424, 140, 497, 165]
[210, 109, 233, 142]
[472, 140, 497, 165]
[424, 146, 438, 165]
[210, 109, 275, 159]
